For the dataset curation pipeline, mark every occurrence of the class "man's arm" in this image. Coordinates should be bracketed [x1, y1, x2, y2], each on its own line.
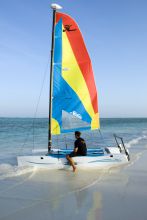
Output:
[74, 140, 78, 153]
[74, 147, 78, 153]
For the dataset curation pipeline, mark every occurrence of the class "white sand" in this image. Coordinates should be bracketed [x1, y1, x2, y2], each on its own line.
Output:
[0, 150, 147, 220]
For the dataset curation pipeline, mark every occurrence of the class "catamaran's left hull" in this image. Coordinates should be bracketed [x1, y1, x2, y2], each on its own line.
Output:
[17, 148, 129, 169]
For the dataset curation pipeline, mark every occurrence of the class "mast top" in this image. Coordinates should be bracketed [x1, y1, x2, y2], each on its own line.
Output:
[51, 3, 62, 10]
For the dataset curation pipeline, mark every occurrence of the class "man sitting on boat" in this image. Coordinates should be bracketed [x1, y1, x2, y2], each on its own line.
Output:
[66, 131, 87, 172]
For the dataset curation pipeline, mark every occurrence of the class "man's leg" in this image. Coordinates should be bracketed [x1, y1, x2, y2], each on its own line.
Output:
[66, 155, 76, 172]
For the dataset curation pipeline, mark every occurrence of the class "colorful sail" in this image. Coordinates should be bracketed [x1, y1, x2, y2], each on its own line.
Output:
[51, 12, 100, 134]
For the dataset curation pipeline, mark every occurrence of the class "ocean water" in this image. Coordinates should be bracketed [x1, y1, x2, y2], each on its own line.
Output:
[0, 117, 147, 178]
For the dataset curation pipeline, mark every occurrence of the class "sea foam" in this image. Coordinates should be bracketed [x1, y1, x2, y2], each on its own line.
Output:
[0, 163, 34, 180]
[125, 134, 147, 148]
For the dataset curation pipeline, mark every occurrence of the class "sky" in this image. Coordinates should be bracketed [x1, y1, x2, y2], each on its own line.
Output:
[0, 0, 147, 118]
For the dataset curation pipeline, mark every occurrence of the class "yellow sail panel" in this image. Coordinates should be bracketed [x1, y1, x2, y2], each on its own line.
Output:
[62, 26, 95, 120]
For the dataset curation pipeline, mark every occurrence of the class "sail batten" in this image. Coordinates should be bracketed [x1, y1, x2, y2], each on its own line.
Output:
[51, 13, 100, 135]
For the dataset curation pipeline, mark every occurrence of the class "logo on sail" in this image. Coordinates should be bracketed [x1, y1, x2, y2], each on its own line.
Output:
[63, 25, 77, 32]
[70, 111, 82, 120]
[62, 67, 69, 71]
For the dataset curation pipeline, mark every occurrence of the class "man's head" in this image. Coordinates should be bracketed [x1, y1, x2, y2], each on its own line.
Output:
[75, 131, 81, 139]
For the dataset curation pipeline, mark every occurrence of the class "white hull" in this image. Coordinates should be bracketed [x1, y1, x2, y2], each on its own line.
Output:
[17, 148, 129, 169]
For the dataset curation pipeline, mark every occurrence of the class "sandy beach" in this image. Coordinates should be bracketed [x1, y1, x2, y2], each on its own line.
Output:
[0, 144, 147, 220]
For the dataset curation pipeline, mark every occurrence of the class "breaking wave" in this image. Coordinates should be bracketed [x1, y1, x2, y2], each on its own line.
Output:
[0, 163, 35, 180]
[126, 134, 147, 148]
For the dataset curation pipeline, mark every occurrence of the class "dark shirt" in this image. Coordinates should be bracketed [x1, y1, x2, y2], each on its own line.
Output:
[74, 137, 87, 156]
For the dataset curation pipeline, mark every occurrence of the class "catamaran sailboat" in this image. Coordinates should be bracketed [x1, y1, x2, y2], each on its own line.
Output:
[17, 4, 130, 169]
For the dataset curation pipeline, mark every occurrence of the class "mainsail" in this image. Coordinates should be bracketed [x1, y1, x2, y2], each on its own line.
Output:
[51, 12, 100, 134]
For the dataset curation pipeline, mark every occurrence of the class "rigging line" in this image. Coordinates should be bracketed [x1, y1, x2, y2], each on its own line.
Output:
[64, 134, 68, 149]
[99, 130, 113, 148]
[18, 124, 33, 155]
[33, 57, 50, 151]
[98, 129, 108, 147]
[18, 57, 50, 155]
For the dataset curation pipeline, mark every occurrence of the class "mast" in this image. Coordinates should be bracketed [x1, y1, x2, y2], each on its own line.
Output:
[48, 3, 62, 152]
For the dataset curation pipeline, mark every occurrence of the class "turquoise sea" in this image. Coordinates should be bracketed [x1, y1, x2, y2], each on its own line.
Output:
[0, 117, 147, 178]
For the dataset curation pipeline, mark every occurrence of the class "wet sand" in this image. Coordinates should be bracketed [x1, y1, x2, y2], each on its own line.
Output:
[0, 149, 147, 220]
